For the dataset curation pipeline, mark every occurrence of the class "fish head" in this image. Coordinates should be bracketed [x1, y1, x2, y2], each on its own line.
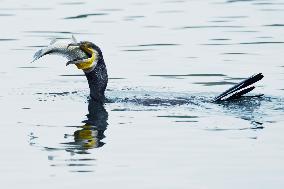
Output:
[67, 41, 101, 72]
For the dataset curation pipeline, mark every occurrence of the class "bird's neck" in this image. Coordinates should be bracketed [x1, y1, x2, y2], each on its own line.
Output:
[84, 58, 108, 103]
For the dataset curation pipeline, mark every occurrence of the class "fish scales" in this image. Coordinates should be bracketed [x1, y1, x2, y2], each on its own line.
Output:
[32, 40, 88, 63]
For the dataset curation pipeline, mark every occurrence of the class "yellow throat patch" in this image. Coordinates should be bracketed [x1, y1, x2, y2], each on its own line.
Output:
[75, 47, 97, 70]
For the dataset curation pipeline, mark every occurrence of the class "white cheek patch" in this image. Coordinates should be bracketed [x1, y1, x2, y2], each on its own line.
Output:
[86, 59, 98, 72]
[83, 64, 96, 73]
[89, 50, 99, 68]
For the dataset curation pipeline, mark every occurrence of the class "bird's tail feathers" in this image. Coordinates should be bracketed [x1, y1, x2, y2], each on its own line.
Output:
[213, 73, 264, 102]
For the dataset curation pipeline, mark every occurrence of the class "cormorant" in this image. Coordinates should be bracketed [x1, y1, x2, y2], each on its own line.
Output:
[33, 37, 108, 103]
[32, 37, 263, 103]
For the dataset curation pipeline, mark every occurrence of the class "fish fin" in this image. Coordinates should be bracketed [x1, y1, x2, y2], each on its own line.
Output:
[31, 48, 55, 63]
[50, 38, 57, 45]
[213, 73, 264, 102]
[31, 49, 44, 63]
[72, 35, 78, 44]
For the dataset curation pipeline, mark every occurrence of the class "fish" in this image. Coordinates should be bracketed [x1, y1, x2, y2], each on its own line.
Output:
[31, 35, 89, 65]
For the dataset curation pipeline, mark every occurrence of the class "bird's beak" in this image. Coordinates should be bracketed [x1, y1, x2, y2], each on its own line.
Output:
[66, 47, 98, 71]
[67, 42, 80, 49]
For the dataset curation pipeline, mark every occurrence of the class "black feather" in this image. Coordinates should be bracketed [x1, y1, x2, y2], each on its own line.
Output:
[213, 73, 264, 102]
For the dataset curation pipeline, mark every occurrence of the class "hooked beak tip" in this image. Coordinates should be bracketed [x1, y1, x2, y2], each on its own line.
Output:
[67, 43, 79, 49]
[66, 61, 76, 66]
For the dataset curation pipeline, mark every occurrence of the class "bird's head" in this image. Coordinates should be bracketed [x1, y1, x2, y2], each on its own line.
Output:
[67, 41, 102, 72]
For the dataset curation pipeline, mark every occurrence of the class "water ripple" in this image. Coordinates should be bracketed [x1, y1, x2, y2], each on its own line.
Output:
[138, 43, 179, 47]
[64, 13, 108, 19]
[179, 25, 245, 29]
[264, 24, 284, 27]
[239, 41, 284, 45]
[59, 2, 85, 5]
[226, 0, 258, 3]
[0, 13, 14, 16]
[0, 38, 17, 41]
[123, 49, 154, 52]
[150, 73, 226, 78]
[194, 81, 237, 86]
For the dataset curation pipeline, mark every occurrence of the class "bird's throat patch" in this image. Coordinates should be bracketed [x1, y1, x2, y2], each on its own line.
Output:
[75, 48, 97, 70]
[75, 60, 94, 70]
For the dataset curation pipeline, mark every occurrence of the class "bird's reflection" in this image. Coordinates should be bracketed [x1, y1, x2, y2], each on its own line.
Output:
[28, 98, 108, 172]
[63, 99, 108, 152]
[69, 99, 108, 150]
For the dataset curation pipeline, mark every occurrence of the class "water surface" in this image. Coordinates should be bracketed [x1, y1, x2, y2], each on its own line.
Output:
[0, 0, 284, 188]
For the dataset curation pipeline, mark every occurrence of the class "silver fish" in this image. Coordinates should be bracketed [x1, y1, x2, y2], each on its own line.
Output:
[31, 35, 88, 64]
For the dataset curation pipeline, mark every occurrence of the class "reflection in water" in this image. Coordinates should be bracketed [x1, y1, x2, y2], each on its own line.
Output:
[67, 99, 108, 150]
[64, 13, 108, 19]
[29, 99, 108, 172]
[216, 97, 264, 127]
[214, 96, 283, 129]
[1, 0, 284, 186]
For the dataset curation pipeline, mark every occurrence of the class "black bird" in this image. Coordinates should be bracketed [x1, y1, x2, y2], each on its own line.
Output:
[32, 37, 263, 103]
[33, 37, 108, 103]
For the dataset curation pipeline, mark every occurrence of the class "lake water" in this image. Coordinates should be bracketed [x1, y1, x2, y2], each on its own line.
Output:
[1, 0, 284, 188]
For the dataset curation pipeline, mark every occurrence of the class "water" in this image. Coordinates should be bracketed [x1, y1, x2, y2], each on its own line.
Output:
[1, 0, 284, 188]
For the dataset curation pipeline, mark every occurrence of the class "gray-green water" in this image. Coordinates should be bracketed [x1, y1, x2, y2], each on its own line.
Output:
[1, 0, 284, 188]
